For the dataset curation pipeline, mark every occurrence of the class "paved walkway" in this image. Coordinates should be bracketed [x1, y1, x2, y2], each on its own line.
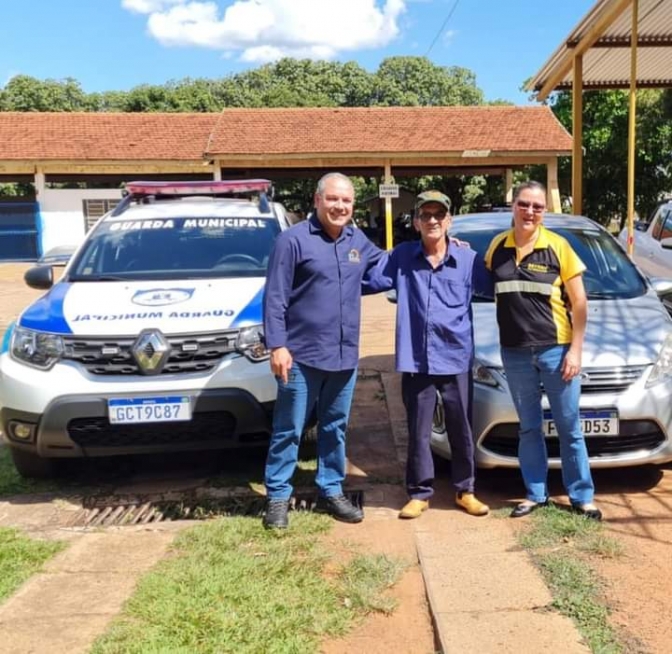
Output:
[360, 294, 590, 654]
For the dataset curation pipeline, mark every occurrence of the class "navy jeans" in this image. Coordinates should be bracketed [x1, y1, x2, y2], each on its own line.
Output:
[501, 344, 595, 505]
[402, 372, 475, 499]
[264, 362, 357, 499]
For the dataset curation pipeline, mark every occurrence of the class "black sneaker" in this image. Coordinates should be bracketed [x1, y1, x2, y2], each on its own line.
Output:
[315, 494, 363, 523]
[263, 498, 290, 529]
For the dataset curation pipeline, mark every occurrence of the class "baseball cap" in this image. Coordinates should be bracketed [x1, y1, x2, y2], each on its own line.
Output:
[415, 190, 451, 213]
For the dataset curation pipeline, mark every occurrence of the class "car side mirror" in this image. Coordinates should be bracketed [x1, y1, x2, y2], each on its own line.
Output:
[660, 237, 672, 250]
[24, 265, 54, 290]
[634, 221, 649, 232]
[386, 289, 397, 304]
[649, 277, 672, 295]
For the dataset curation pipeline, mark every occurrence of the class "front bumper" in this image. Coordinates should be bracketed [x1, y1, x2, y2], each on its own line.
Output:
[431, 374, 672, 469]
[0, 352, 276, 458]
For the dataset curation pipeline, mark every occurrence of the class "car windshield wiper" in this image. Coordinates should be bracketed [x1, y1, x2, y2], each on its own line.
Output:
[587, 292, 614, 298]
[70, 275, 130, 282]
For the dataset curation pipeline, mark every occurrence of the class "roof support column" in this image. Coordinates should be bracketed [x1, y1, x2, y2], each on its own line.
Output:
[572, 54, 583, 215]
[546, 158, 561, 213]
[34, 166, 45, 199]
[626, 0, 639, 256]
[213, 162, 222, 181]
[504, 168, 513, 204]
[384, 160, 394, 250]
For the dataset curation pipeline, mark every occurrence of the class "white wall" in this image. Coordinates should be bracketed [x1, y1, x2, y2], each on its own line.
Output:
[38, 188, 123, 253]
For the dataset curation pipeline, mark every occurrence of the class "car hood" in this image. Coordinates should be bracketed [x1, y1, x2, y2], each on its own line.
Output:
[18, 278, 265, 336]
[473, 291, 672, 368]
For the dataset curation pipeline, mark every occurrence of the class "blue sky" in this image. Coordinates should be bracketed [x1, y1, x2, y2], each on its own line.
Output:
[2, 0, 595, 104]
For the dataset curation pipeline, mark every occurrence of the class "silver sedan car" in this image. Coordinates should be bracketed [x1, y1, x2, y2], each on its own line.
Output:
[431, 213, 672, 469]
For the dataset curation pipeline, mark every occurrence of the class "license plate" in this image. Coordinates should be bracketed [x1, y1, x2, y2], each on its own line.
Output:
[108, 396, 192, 424]
[543, 410, 618, 437]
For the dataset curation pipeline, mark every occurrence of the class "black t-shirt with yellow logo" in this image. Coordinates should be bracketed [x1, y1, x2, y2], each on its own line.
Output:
[485, 226, 586, 348]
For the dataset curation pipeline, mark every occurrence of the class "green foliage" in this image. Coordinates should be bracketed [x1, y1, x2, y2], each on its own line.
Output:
[550, 89, 672, 225]
[91, 514, 404, 654]
[0, 527, 66, 601]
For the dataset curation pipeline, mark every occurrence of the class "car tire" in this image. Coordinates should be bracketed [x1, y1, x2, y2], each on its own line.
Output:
[10, 448, 56, 479]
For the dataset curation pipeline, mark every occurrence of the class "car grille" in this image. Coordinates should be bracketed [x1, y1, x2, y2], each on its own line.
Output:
[67, 411, 237, 447]
[577, 366, 648, 393]
[481, 420, 665, 458]
[62, 330, 239, 375]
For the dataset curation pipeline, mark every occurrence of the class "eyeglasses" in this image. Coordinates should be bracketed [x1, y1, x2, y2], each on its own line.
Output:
[515, 200, 546, 213]
[418, 211, 448, 223]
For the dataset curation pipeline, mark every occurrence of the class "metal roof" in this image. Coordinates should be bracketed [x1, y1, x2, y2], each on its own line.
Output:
[527, 0, 672, 98]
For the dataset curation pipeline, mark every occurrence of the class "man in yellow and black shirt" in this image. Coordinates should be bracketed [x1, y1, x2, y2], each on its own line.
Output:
[485, 180, 601, 522]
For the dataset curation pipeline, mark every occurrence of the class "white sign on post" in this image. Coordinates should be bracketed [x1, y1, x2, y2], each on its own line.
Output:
[379, 183, 400, 198]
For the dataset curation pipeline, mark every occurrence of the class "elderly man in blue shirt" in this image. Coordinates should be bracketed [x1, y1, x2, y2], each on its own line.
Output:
[366, 191, 489, 519]
[262, 172, 382, 529]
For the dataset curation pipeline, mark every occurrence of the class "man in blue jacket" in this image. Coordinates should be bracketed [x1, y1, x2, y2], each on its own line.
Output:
[262, 172, 382, 529]
[365, 191, 489, 519]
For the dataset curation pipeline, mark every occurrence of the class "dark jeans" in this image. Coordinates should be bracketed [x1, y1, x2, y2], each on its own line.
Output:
[264, 362, 357, 499]
[402, 372, 475, 499]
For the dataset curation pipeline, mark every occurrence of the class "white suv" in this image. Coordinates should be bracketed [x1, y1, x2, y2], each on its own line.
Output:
[0, 180, 291, 477]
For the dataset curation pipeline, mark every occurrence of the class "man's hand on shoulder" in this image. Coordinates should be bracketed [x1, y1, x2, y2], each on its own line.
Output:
[270, 347, 293, 384]
[449, 236, 471, 248]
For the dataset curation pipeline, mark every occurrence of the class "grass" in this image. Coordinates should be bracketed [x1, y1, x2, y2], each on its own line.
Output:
[91, 512, 405, 654]
[0, 527, 66, 602]
[517, 504, 625, 653]
[0, 447, 61, 497]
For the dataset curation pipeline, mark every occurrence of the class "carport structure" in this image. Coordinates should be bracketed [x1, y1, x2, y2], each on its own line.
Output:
[0, 107, 571, 253]
[527, 0, 672, 254]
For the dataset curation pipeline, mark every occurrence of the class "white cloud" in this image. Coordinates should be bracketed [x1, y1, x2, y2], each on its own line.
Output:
[122, 0, 407, 62]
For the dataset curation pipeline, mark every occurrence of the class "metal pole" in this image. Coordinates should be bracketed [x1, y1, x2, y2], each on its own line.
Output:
[572, 54, 583, 215]
[384, 161, 394, 250]
[626, 0, 638, 257]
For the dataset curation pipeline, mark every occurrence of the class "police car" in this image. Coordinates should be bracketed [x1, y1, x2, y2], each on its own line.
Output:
[0, 180, 292, 477]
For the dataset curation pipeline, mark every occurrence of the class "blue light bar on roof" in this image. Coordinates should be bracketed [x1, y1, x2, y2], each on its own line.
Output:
[125, 179, 273, 196]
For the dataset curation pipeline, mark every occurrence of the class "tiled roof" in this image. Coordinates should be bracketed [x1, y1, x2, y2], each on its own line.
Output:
[0, 112, 218, 160]
[0, 106, 572, 162]
[205, 106, 572, 155]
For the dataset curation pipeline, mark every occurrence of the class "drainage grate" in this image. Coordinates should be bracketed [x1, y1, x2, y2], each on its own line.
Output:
[66, 491, 364, 528]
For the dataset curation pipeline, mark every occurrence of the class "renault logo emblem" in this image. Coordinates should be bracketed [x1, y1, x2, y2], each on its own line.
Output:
[132, 329, 170, 375]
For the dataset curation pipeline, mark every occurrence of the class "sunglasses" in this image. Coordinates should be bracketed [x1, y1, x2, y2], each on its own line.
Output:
[417, 211, 448, 223]
[515, 200, 546, 213]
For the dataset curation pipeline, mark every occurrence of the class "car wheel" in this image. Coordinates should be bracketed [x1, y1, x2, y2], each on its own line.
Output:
[10, 448, 57, 479]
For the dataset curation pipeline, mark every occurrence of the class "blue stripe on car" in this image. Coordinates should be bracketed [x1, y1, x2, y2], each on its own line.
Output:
[231, 287, 263, 327]
[18, 283, 73, 334]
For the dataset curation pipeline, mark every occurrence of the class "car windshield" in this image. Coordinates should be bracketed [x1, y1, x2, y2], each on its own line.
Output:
[68, 215, 281, 281]
[453, 226, 647, 301]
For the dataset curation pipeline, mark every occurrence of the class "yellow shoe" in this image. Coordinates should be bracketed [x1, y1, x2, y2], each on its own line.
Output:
[455, 492, 489, 516]
[399, 499, 429, 519]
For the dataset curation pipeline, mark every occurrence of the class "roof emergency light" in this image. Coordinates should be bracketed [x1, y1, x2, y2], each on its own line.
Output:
[125, 179, 273, 196]
[113, 179, 274, 216]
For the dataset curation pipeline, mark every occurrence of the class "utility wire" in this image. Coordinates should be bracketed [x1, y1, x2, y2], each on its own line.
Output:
[425, 0, 461, 57]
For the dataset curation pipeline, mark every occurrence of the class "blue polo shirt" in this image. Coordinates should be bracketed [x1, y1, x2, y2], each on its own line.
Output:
[364, 239, 477, 374]
[263, 214, 382, 371]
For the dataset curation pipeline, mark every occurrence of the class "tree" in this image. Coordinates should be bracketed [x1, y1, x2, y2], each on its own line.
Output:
[372, 57, 483, 106]
[0, 75, 90, 112]
[550, 89, 672, 225]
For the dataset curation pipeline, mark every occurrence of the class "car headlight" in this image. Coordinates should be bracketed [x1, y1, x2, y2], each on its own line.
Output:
[646, 333, 672, 387]
[11, 326, 64, 370]
[473, 359, 500, 387]
[235, 324, 270, 362]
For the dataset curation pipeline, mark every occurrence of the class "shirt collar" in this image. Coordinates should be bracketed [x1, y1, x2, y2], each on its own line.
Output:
[413, 237, 456, 264]
[308, 212, 354, 240]
[504, 225, 550, 249]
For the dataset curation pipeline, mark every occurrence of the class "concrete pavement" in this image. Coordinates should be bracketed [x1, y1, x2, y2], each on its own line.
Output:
[360, 293, 590, 654]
